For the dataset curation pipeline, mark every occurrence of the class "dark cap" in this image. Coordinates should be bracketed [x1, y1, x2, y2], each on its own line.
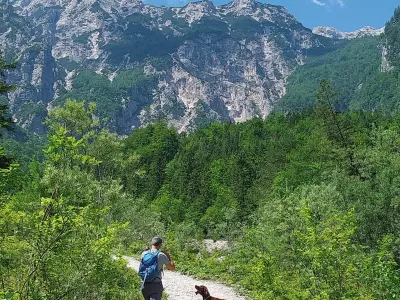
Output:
[151, 236, 163, 246]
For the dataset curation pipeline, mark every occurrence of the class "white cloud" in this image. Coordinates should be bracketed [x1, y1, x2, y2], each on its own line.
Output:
[312, 0, 326, 6]
[336, 0, 345, 7]
[312, 0, 345, 8]
[328, 0, 345, 7]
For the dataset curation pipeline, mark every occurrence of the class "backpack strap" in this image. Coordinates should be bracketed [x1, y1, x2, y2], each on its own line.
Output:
[140, 273, 148, 290]
[153, 250, 162, 278]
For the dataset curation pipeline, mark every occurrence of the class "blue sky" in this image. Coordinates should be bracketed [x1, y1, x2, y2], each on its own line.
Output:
[143, 0, 399, 32]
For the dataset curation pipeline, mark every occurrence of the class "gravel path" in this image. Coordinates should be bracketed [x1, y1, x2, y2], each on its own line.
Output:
[124, 256, 246, 300]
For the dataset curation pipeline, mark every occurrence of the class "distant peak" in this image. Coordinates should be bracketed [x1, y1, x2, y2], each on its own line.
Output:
[313, 25, 384, 39]
[186, 0, 215, 10]
[13, 0, 145, 11]
[176, 0, 217, 24]
[113, 0, 144, 8]
[231, 0, 256, 7]
[225, 0, 258, 15]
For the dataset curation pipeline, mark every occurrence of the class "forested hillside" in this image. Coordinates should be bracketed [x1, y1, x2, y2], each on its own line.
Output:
[279, 6, 400, 114]
[3, 91, 400, 298]
[277, 36, 382, 111]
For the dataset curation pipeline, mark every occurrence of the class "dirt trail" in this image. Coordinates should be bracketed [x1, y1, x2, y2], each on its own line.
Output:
[124, 256, 246, 300]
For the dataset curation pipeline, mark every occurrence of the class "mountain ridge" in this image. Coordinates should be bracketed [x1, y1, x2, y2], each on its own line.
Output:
[313, 25, 384, 39]
[1, 0, 381, 133]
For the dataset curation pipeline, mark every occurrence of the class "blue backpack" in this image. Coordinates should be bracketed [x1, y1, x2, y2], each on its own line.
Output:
[138, 250, 160, 288]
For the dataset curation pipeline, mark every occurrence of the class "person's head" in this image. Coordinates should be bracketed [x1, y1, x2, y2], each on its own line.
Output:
[151, 236, 163, 249]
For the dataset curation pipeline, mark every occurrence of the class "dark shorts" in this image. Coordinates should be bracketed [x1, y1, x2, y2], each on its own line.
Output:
[141, 282, 164, 300]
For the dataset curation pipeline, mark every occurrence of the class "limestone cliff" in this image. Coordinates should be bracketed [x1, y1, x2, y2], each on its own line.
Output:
[2, 0, 338, 133]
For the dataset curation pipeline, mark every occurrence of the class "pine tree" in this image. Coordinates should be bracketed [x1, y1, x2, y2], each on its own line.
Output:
[315, 79, 360, 176]
[0, 56, 15, 131]
[0, 55, 16, 169]
[385, 6, 400, 70]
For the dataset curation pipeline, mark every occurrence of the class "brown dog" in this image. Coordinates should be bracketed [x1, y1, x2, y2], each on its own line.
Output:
[195, 285, 225, 300]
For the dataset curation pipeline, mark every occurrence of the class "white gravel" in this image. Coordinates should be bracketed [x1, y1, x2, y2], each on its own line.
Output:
[124, 256, 247, 300]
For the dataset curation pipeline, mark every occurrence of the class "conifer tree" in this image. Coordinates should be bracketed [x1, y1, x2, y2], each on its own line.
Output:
[385, 6, 400, 70]
[0, 57, 15, 131]
[315, 79, 360, 176]
[0, 55, 16, 169]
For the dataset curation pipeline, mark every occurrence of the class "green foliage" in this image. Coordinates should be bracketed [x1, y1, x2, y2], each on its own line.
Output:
[1, 100, 143, 299]
[0, 59, 15, 131]
[58, 68, 157, 131]
[105, 14, 181, 64]
[185, 17, 230, 40]
[350, 71, 400, 112]
[123, 122, 180, 199]
[293, 204, 361, 299]
[188, 100, 223, 131]
[17, 102, 46, 121]
[1, 128, 46, 168]
[57, 71, 120, 121]
[145, 57, 173, 71]
[278, 36, 382, 111]
[5, 7, 400, 293]
[130, 108, 400, 298]
[0, 55, 16, 170]
[385, 6, 400, 69]
[148, 117, 297, 238]
[279, 9, 400, 116]
[229, 17, 264, 40]
[4, 98, 400, 298]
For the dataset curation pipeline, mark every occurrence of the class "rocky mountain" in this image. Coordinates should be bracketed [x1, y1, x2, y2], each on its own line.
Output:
[312, 26, 384, 40]
[2, 0, 341, 133]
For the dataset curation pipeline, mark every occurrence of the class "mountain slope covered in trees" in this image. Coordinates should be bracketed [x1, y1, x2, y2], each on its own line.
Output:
[278, 7, 400, 114]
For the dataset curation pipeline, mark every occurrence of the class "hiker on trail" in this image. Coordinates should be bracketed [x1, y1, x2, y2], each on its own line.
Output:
[139, 236, 176, 300]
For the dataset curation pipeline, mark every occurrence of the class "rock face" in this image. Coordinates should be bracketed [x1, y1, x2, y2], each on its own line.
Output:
[3, 0, 336, 133]
[380, 44, 394, 72]
[312, 26, 384, 40]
